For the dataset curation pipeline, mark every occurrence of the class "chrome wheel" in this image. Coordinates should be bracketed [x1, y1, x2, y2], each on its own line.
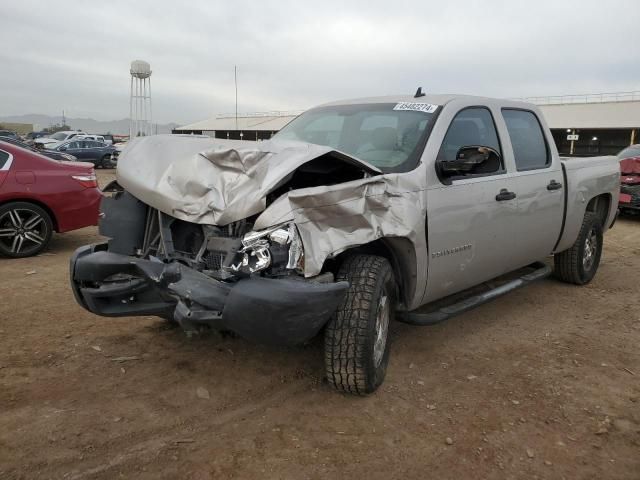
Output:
[582, 227, 598, 271]
[373, 294, 390, 368]
[0, 207, 48, 256]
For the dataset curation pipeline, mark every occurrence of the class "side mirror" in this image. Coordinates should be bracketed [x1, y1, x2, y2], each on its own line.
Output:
[439, 146, 501, 176]
[58, 146, 67, 151]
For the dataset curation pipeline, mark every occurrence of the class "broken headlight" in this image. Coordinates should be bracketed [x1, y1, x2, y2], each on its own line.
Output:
[230, 223, 304, 274]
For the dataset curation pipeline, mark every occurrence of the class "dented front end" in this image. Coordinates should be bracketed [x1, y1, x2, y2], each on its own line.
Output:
[70, 188, 348, 345]
[70, 135, 426, 344]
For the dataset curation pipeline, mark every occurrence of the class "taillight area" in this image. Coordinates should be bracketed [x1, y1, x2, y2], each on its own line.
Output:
[71, 173, 98, 188]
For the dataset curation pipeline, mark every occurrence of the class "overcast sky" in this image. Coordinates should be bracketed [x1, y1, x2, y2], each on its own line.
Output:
[1, 0, 639, 125]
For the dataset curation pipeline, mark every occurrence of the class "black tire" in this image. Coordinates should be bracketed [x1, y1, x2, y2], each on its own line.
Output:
[100, 155, 113, 169]
[554, 212, 603, 285]
[324, 254, 396, 395]
[0, 202, 53, 258]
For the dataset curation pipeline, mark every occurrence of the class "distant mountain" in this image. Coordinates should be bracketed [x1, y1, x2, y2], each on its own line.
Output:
[0, 114, 179, 135]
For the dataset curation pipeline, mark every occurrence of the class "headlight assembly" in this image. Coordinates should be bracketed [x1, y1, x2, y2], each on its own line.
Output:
[230, 223, 304, 274]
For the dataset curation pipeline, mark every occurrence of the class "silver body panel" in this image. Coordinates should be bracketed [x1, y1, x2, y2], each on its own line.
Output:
[116, 95, 620, 312]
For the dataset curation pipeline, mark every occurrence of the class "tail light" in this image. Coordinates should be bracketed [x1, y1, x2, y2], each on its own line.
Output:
[71, 173, 98, 188]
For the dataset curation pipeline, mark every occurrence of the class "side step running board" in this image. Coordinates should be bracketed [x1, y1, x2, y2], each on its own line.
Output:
[399, 262, 552, 326]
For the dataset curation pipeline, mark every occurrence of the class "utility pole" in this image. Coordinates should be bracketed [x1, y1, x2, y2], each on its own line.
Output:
[234, 65, 238, 131]
[62, 109, 66, 127]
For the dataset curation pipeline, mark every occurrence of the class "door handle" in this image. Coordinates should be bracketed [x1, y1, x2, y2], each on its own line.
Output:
[495, 189, 516, 201]
[547, 180, 563, 191]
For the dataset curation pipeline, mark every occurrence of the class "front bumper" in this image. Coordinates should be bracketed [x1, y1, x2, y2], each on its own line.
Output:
[70, 244, 348, 345]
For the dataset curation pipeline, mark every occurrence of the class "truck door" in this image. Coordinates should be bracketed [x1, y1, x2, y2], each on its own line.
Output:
[424, 107, 521, 303]
[64, 141, 82, 159]
[501, 109, 563, 265]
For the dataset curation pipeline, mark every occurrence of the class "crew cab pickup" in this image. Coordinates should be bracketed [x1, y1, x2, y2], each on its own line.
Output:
[70, 94, 620, 394]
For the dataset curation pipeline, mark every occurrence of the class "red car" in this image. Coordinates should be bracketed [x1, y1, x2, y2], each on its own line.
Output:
[619, 156, 640, 213]
[0, 141, 102, 258]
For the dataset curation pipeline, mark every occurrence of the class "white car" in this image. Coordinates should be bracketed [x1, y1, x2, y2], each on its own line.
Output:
[81, 135, 106, 143]
[34, 131, 85, 148]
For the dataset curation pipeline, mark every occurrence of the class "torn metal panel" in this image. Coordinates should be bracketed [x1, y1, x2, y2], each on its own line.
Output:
[116, 135, 380, 226]
[286, 168, 427, 308]
[253, 193, 294, 230]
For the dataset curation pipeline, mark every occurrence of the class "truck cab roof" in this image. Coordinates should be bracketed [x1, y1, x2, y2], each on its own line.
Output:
[319, 93, 535, 110]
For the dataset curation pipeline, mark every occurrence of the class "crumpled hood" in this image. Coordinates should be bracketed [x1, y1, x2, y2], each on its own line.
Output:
[116, 134, 380, 226]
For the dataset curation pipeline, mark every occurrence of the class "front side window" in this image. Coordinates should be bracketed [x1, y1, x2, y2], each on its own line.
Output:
[502, 109, 550, 170]
[274, 103, 438, 172]
[437, 107, 503, 176]
[66, 142, 79, 149]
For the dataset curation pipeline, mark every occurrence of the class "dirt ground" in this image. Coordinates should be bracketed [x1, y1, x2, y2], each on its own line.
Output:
[1, 170, 639, 480]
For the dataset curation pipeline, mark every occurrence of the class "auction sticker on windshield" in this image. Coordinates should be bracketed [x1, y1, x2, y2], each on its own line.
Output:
[393, 102, 439, 113]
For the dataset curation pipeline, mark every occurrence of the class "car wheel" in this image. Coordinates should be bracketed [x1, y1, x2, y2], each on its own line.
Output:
[0, 202, 53, 258]
[554, 212, 603, 285]
[324, 254, 396, 395]
[100, 155, 112, 169]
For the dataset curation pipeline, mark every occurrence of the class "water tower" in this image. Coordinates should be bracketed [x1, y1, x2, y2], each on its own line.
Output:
[129, 60, 153, 138]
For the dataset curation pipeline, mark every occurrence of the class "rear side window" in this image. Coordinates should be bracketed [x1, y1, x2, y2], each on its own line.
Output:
[502, 109, 550, 170]
[0, 150, 10, 170]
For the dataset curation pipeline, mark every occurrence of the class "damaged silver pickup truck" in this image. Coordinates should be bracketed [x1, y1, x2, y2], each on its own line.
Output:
[70, 94, 620, 394]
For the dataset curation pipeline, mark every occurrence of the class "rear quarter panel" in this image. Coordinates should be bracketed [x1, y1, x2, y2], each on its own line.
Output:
[555, 156, 619, 253]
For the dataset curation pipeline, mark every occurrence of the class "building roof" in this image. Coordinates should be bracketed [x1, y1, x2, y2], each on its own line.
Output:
[175, 113, 299, 132]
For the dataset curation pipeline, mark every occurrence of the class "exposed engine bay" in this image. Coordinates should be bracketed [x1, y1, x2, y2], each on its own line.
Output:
[101, 183, 306, 284]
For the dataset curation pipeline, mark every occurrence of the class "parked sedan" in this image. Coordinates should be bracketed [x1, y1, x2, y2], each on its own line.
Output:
[52, 139, 118, 168]
[0, 130, 19, 139]
[0, 136, 78, 162]
[0, 141, 101, 257]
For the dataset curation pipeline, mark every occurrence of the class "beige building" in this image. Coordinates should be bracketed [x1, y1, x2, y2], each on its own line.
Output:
[527, 91, 640, 156]
[0, 122, 33, 135]
[173, 112, 299, 140]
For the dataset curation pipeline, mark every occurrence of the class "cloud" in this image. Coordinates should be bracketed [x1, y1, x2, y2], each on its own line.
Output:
[0, 0, 638, 124]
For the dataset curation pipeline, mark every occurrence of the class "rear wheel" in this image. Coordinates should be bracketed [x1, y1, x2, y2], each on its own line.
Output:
[0, 202, 53, 258]
[324, 254, 396, 395]
[554, 212, 603, 285]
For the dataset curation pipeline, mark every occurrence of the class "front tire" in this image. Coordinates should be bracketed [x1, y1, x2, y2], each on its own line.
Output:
[0, 202, 53, 258]
[324, 255, 396, 395]
[554, 212, 603, 285]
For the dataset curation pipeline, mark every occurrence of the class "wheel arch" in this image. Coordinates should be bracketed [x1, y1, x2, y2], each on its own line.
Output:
[0, 198, 59, 232]
[330, 237, 417, 309]
[586, 193, 612, 230]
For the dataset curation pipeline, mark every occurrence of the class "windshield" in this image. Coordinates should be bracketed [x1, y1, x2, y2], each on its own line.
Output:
[274, 103, 439, 172]
[617, 145, 640, 159]
[51, 132, 68, 141]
